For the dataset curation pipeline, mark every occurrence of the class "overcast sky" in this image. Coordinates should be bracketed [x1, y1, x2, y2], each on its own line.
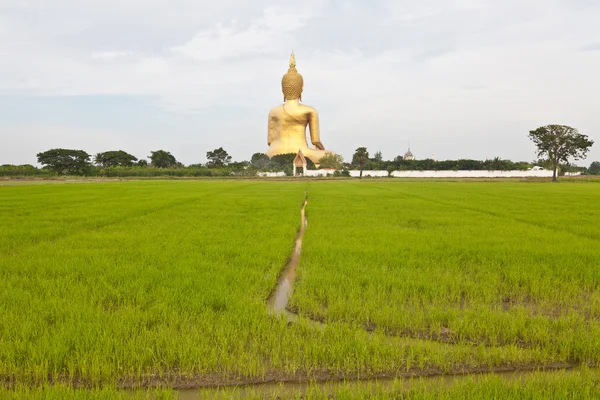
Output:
[1, 0, 599, 166]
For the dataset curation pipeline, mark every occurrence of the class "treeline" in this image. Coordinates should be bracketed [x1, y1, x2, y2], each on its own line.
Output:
[0, 149, 316, 177]
[347, 148, 589, 176]
[0, 147, 596, 178]
[361, 157, 534, 172]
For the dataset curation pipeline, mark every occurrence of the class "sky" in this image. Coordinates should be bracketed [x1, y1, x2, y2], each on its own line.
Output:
[0, 0, 599, 166]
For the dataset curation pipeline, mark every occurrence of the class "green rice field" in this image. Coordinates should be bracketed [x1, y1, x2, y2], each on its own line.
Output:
[1, 179, 600, 398]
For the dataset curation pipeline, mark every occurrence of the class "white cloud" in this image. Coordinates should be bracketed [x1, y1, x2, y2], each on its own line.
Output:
[92, 51, 137, 60]
[0, 0, 599, 164]
[172, 8, 309, 62]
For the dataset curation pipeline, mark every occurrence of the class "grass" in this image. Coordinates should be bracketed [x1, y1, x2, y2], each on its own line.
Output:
[0, 385, 176, 399]
[1, 179, 599, 396]
[292, 180, 600, 364]
[0, 181, 305, 383]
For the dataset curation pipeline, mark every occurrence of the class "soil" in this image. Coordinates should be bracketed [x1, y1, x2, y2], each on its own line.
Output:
[1, 363, 576, 390]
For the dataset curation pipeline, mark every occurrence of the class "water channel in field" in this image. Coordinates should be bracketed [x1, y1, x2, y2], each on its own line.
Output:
[176, 366, 577, 399]
[171, 195, 578, 398]
[265, 199, 308, 322]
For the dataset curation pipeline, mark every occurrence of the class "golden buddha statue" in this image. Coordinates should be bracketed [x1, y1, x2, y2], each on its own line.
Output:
[266, 52, 334, 164]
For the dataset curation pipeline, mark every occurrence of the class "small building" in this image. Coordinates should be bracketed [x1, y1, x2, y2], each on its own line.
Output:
[403, 148, 415, 161]
[293, 149, 307, 176]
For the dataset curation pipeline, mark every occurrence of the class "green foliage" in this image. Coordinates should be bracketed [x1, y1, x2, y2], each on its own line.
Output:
[387, 164, 395, 177]
[206, 147, 232, 168]
[149, 150, 177, 168]
[388, 158, 532, 172]
[250, 153, 270, 169]
[0, 385, 176, 399]
[351, 147, 369, 167]
[94, 150, 138, 167]
[351, 147, 369, 177]
[529, 124, 594, 181]
[333, 167, 351, 177]
[269, 153, 316, 170]
[588, 161, 600, 175]
[36, 148, 92, 175]
[0, 164, 53, 177]
[228, 161, 250, 172]
[100, 166, 233, 177]
[317, 153, 344, 169]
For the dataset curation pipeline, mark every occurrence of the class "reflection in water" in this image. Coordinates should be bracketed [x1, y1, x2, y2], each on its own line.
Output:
[266, 199, 307, 321]
[178, 368, 577, 399]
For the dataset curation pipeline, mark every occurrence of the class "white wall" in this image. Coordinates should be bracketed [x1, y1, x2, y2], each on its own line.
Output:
[257, 172, 286, 177]
[258, 170, 581, 178]
[305, 170, 335, 177]
[390, 170, 556, 178]
[389, 170, 582, 178]
[349, 170, 389, 177]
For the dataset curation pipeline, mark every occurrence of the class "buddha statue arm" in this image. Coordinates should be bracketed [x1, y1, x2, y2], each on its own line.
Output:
[267, 111, 277, 146]
[308, 108, 325, 150]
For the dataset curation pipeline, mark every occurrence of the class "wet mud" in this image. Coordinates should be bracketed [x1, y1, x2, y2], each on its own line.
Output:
[177, 364, 576, 399]
[266, 199, 308, 322]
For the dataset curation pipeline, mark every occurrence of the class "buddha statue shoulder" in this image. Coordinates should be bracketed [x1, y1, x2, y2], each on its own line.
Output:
[266, 52, 334, 164]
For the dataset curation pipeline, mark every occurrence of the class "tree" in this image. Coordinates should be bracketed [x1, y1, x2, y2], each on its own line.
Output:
[528, 125, 594, 181]
[373, 151, 383, 162]
[94, 150, 138, 167]
[318, 153, 344, 169]
[206, 147, 232, 168]
[250, 153, 270, 169]
[269, 153, 315, 170]
[457, 159, 484, 170]
[588, 161, 600, 175]
[149, 150, 177, 168]
[36, 148, 92, 175]
[351, 147, 369, 178]
[229, 161, 249, 172]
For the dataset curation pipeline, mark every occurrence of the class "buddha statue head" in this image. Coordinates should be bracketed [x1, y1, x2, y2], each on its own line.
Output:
[282, 51, 304, 101]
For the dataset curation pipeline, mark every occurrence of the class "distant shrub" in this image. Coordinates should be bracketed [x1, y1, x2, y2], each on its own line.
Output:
[0, 165, 53, 177]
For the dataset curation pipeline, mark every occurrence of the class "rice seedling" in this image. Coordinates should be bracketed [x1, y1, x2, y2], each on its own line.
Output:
[1, 179, 598, 396]
[292, 180, 600, 365]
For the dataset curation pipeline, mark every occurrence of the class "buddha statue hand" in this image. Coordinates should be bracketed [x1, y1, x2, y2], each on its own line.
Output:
[313, 141, 325, 150]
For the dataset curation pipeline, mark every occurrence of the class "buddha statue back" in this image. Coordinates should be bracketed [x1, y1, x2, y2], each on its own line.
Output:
[266, 52, 335, 165]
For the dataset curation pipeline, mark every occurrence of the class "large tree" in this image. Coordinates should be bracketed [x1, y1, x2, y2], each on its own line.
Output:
[318, 152, 344, 169]
[351, 147, 369, 178]
[149, 150, 177, 168]
[94, 150, 138, 167]
[206, 147, 232, 168]
[36, 148, 92, 175]
[528, 125, 594, 181]
[250, 152, 270, 169]
[588, 161, 600, 175]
